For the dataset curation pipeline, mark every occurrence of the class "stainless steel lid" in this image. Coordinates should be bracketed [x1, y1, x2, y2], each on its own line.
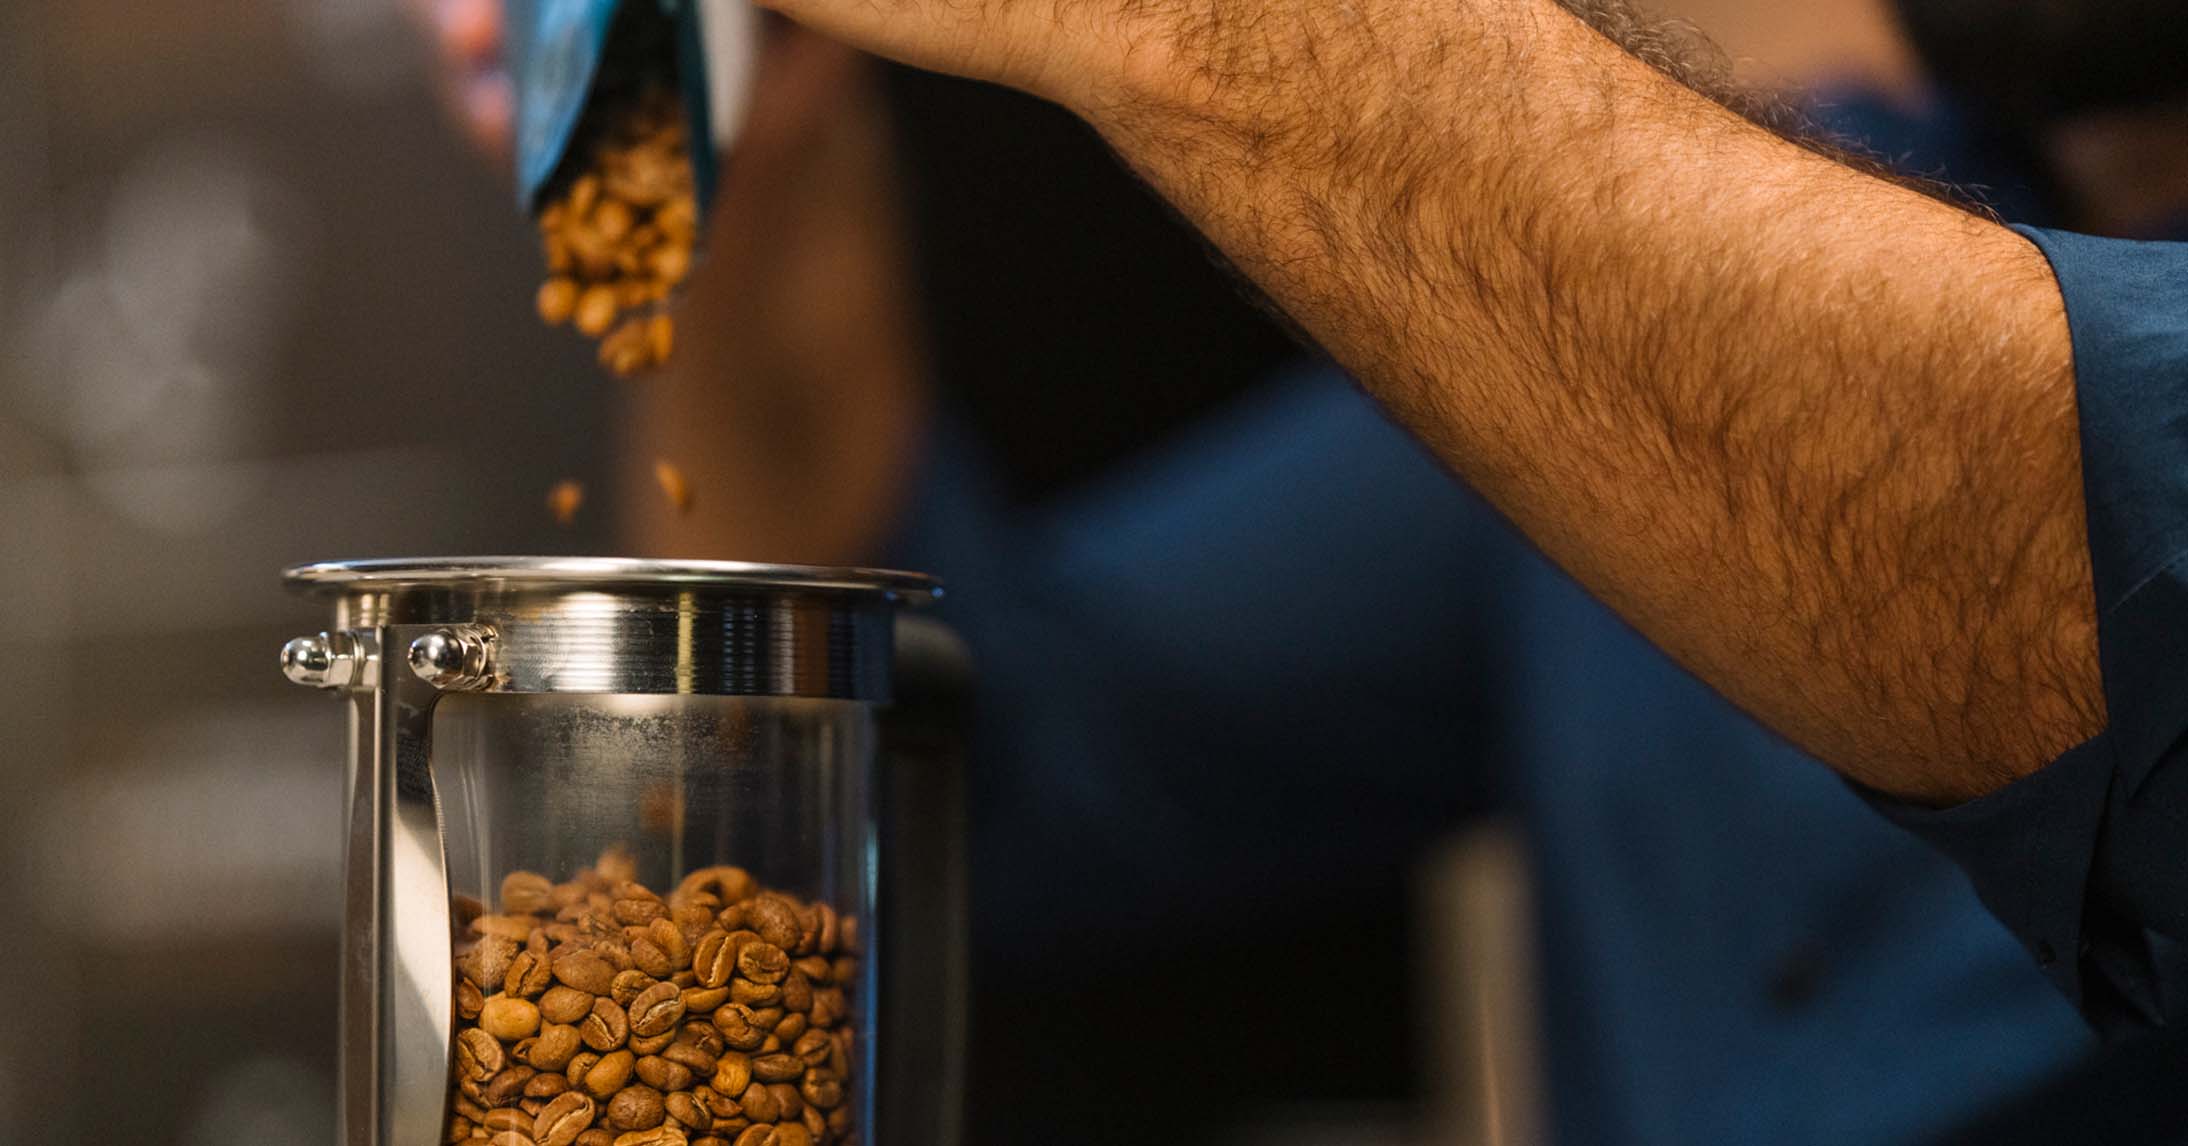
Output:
[282, 556, 941, 700]
[284, 556, 940, 600]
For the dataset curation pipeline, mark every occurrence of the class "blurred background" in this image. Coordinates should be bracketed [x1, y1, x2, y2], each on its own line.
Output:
[2, 0, 2183, 1143]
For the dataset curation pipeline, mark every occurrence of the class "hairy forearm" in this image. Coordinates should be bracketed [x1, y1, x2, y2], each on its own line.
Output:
[1081, 0, 2102, 803]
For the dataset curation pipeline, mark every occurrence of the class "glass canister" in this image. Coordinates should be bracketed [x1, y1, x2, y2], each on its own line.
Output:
[279, 558, 949, 1146]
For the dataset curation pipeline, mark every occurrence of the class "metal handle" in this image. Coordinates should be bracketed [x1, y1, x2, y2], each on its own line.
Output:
[311, 628, 457, 1146]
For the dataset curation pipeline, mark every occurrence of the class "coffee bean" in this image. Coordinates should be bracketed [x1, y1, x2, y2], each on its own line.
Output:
[778, 973, 812, 1015]
[629, 1028, 675, 1056]
[736, 1082, 778, 1124]
[767, 1080, 803, 1119]
[534, 1092, 597, 1146]
[483, 995, 544, 1041]
[662, 1090, 711, 1131]
[710, 1052, 751, 1098]
[734, 943, 788, 986]
[728, 979, 781, 1008]
[465, 936, 521, 991]
[490, 1130, 539, 1146]
[631, 937, 674, 978]
[507, 950, 555, 998]
[576, 1131, 617, 1146]
[582, 998, 631, 1052]
[711, 1006, 766, 1052]
[526, 1073, 572, 1099]
[771, 1014, 806, 1044]
[477, 914, 539, 941]
[750, 1054, 803, 1084]
[741, 899, 802, 951]
[457, 1028, 506, 1082]
[583, 1049, 637, 1100]
[610, 970, 656, 1009]
[607, 1083, 668, 1131]
[565, 1052, 601, 1088]
[800, 1105, 826, 1141]
[485, 1065, 538, 1106]
[636, 1056, 693, 1093]
[790, 1030, 830, 1068]
[458, 979, 487, 1021]
[613, 1127, 689, 1146]
[553, 950, 616, 996]
[680, 986, 729, 1014]
[798, 1070, 842, 1111]
[693, 1084, 739, 1121]
[527, 1025, 583, 1072]
[540, 986, 593, 1025]
[446, 1114, 474, 1143]
[692, 932, 736, 989]
[629, 981, 686, 1038]
[485, 1108, 533, 1133]
[654, 460, 692, 514]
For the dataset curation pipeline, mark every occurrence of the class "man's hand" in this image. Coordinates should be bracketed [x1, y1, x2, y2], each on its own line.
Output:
[754, 0, 2108, 805]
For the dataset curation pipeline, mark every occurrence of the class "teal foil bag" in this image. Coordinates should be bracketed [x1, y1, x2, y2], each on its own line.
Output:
[508, 0, 720, 216]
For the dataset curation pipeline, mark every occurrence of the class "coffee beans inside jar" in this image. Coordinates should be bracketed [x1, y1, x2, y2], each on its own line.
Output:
[449, 850, 860, 1146]
[534, 89, 696, 380]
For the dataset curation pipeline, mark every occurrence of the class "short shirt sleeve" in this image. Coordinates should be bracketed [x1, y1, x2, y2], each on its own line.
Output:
[1867, 227, 2188, 1035]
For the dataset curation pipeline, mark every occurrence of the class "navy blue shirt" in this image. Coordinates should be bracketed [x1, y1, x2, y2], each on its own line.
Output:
[1873, 227, 2188, 1035]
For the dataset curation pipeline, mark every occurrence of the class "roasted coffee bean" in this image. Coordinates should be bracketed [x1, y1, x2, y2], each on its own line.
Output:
[607, 1084, 668, 1131]
[741, 899, 802, 951]
[771, 1014, 806, 1044]
[630, 936, 674, 978]
[629, 981, 686, 1037]
[766, 1081, 803, 1119]
[484, 1108, 532, 1133]
[485, 1065, 539, 1106]
[508, 950, 555, 998]
[554, 950, 616, 996]
[576, 1131, 617, 1146]
[527, 1025, 582, 1072]
[614, 1127, 689, 1146]
[475, 914, 537, 942]
[710, 1052, 751, 1098]
[734, 943, 788, 986]
[630, 1028, 675, 1056]
[582, 998, 632, 1052]
[611, 971, 657, 1009]
[458, 978, 488, 1021]
[778, 973, 812, 1015]
[663, 1042, 718, 1078]
[615, 897, 669, 928]
[490, 1131, 539, 1146]
[798, 1070, 843, 1111]
[800, 1105, 826, 1141]
[540, 986, 594, 1025]
[736, 1082, 778, 1124]
[483, 995, 544, 1041]
[457, 1028, 506, 1082]
[692, 1084, 738, 1121]
[750, 1054, 803, 1084]
[790, 1030, 831, 1068]
[692, 931, 736, 989]
[711, 1006, 766, 1051]
[664, 1091, 712, 1130]
[465, 936, 521, 991]
[728, 979, 781, 1008]
[446, 1114, 474, 1143]
[534, 1092, 597, 1146]
[637, 1055, 694, 1093]
[583, 1049, 638, 1100]
[526, 1073, 572, 1099]
[681, 986, 729, 1014]
[808, 988, 845, 1030]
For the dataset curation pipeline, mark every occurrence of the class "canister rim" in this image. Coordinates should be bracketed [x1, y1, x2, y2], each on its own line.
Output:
[283, 556, 941, 602]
